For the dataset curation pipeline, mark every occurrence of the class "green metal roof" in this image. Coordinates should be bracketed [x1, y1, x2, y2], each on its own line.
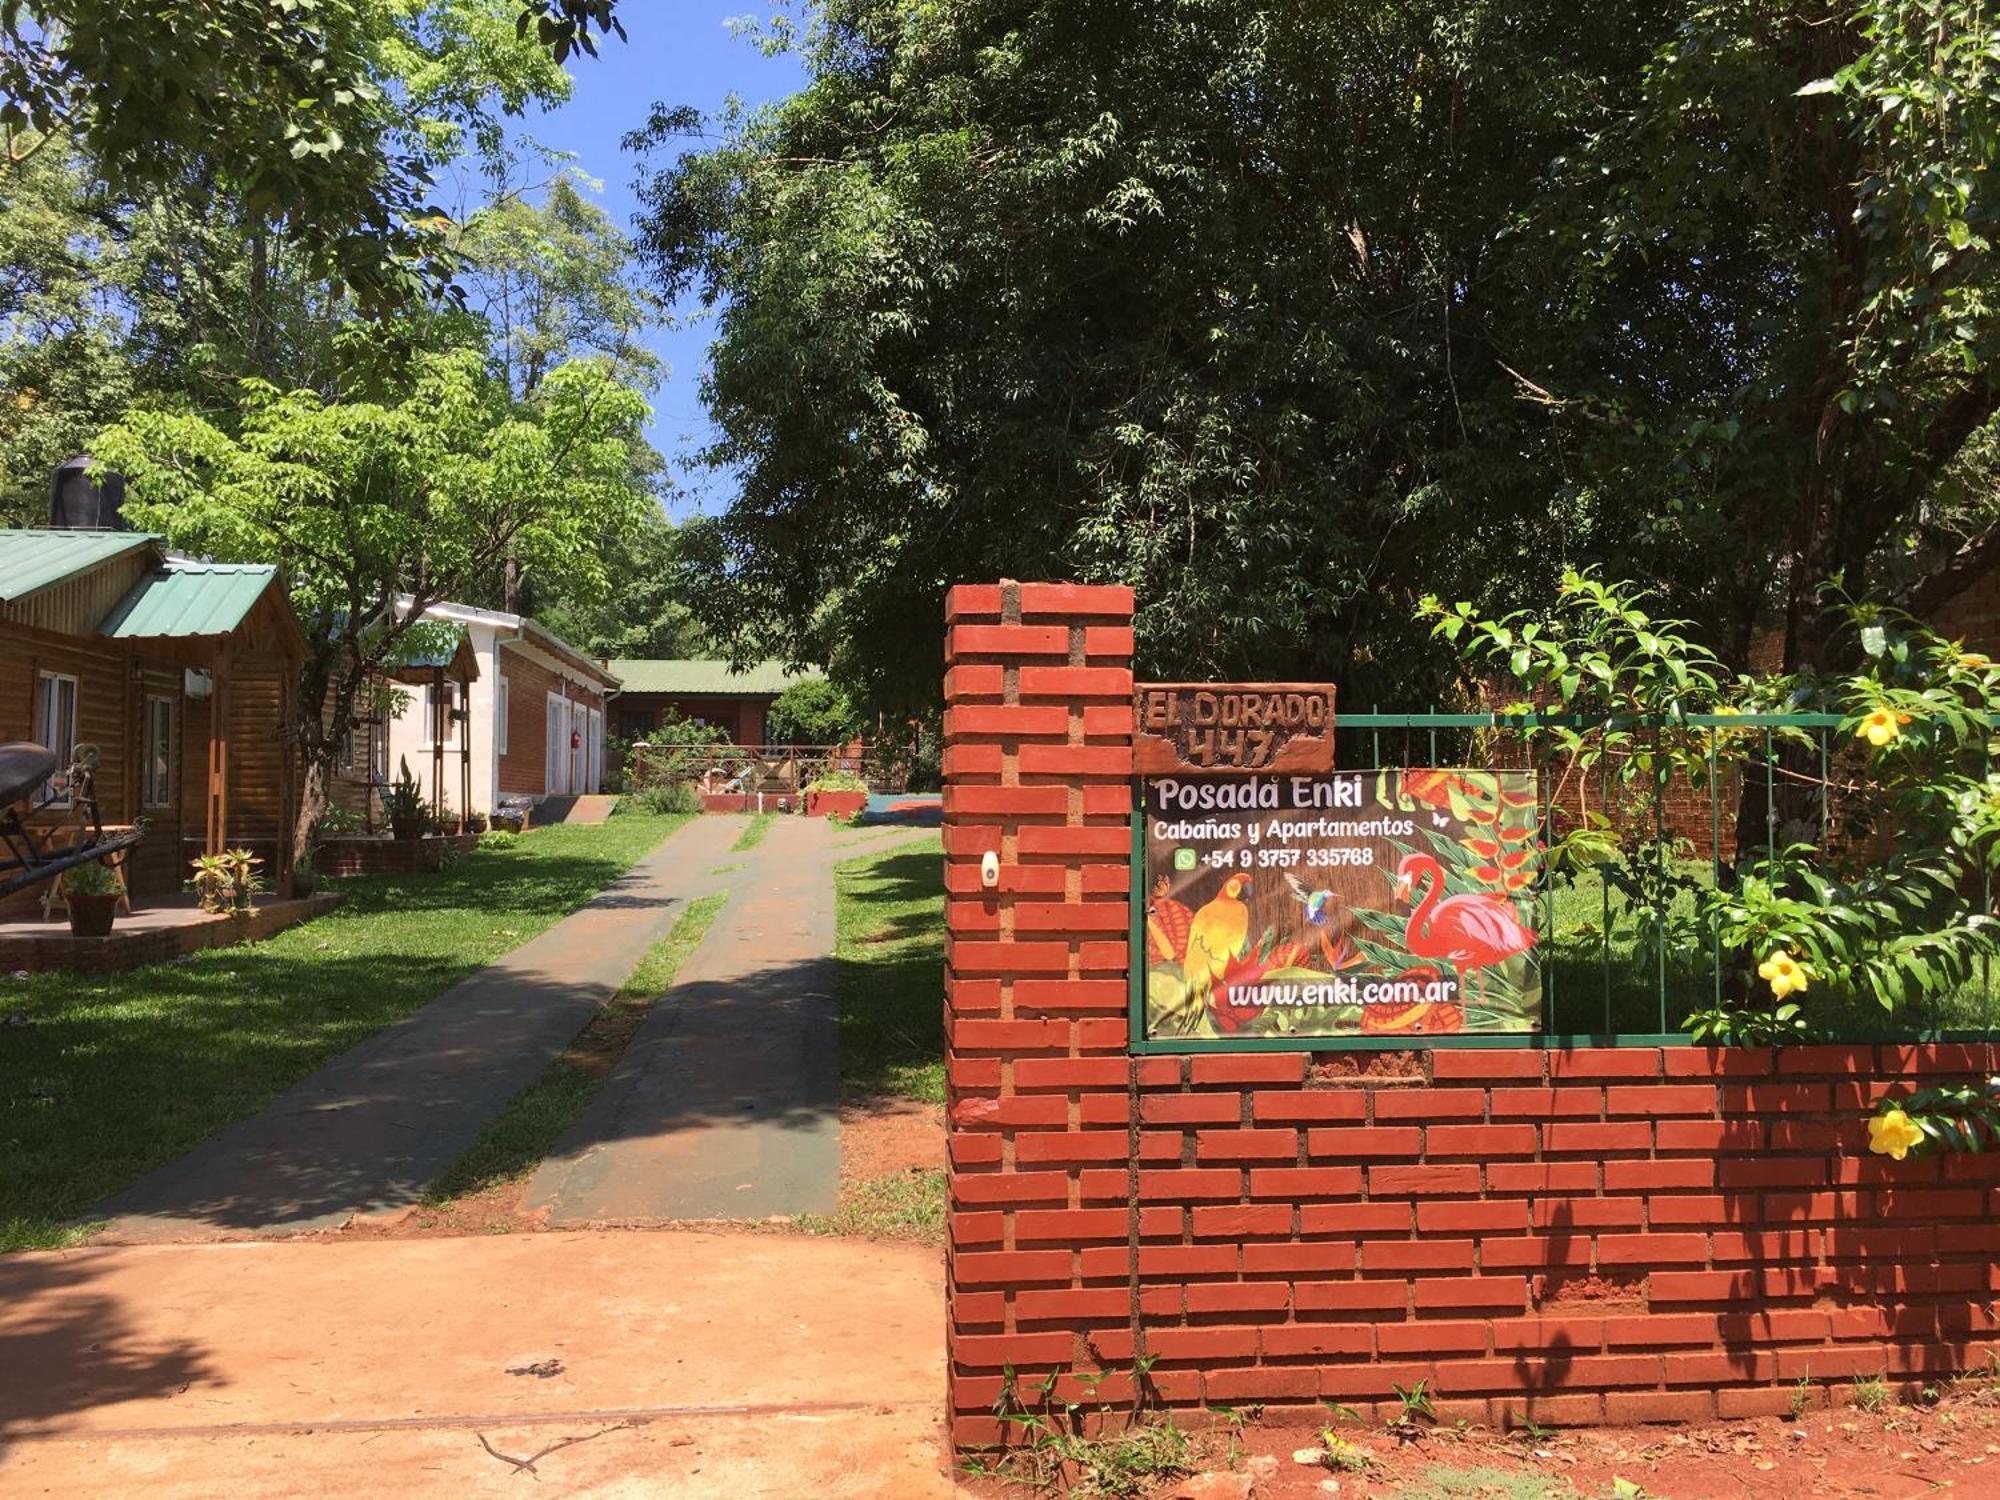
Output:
[99, 558, 280, 640]
[0, 528, 158, 602]
[386, 624, 480, 683]
[607, 658, 824, 697]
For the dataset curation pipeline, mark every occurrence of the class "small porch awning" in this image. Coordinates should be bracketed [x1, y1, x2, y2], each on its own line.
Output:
[94, 556, 309, 889]
[383, 628, 480, 686]
[99, 560, 290, 643]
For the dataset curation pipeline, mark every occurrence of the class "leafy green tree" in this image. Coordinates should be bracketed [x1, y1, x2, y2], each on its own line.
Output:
[92, 348, 650, 844]
[766, 679, 860, 745]
[457, 167, 664, 399]
[1511, 0, 2000, 671]
[634, 0, 2000, 713]
[530, 504, 706, 658]
[0, 144, 131, 521]
[0, 3, 624, 515]
[0, 0, 600, 307]
[431, 160, 673, 618]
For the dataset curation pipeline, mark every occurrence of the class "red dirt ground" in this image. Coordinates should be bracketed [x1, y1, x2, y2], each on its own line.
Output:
[840, 1095, 946, 1179]
[965, 1377, 2000, 1499]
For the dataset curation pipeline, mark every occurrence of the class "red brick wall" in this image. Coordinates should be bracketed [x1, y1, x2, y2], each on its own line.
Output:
[942, 579, 1139, 1446]
[1930, 575, 2000, 653]
[942, 579, 2000, 1449]
[612, 692, 770, 746]
[497, 651, 604, 796]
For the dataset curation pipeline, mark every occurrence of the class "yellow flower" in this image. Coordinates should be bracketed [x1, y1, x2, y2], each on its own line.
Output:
[1867, 1106, 1925, 1161]
[1756, 949, 1812, 999]
[1856, 707, 1911, 747]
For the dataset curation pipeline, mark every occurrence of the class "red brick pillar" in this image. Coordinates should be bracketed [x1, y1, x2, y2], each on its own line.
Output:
[942, 580, 1137, 1446]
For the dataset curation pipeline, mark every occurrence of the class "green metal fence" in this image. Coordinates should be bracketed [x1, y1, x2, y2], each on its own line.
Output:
[1127, 710, 1997, 1052]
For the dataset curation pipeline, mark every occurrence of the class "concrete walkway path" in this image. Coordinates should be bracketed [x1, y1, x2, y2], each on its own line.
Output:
[525, 815, 847, 1223]
[90, 817, 737, 1243]
[535, 794, 618, 826]
[0, 1231, 955, 1497]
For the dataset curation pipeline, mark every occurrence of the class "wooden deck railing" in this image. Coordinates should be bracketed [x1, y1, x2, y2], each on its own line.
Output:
[623, 742, 868, 795]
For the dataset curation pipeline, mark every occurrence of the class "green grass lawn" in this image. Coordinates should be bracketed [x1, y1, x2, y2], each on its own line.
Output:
[0, 813, 688, 1252]
[833, 833, 945, 1105]
[821, 833, 946, 1241]
[732, 812, 776, 852]
[422, 889, 727, 1207]
[796, 1167, 947, 1240]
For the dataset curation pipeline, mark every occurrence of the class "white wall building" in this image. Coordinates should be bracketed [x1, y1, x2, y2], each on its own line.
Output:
[381, 600, 620, 815]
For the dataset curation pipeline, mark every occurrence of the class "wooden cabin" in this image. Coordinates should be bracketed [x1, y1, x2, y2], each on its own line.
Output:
[0, 529, 309, 915]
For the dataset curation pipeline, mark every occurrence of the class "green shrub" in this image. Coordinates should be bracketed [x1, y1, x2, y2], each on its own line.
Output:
[311, 804, 366, 837]
[63, 858, 120, 897]
[768, 678, 860, 745]
[806, 769, 867, 793]
[624, 711, 741, 786]
[616, 782, 702, 816]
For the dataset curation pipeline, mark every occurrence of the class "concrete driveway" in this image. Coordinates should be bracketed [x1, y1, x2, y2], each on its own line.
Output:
[0, 1230, 957, 1497]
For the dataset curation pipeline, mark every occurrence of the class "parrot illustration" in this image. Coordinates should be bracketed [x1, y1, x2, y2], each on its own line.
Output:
[1182, 873, 1253, 1001]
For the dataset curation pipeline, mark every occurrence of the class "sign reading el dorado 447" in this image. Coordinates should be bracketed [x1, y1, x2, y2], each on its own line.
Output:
[1139, 771, 1543, 1044]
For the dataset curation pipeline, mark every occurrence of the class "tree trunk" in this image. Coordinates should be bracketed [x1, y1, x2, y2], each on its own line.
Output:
[294, 754, 332, 865]
[248, 217, 277, 383]
[289, 647, 365, 857]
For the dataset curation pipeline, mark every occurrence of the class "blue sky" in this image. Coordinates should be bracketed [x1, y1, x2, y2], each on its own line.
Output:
[503, 8, 806, 518]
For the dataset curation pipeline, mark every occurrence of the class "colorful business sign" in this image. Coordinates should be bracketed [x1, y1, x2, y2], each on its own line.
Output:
[1138, 769, 1543, 1043]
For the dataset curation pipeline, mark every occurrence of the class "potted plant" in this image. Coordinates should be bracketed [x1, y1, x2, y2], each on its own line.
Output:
[190, 853, 233, 913]
[804, 770, 869, 820]
[224, 848, 264, 913]
[384, 757, 426, 841]
[64, 858, 122, 936]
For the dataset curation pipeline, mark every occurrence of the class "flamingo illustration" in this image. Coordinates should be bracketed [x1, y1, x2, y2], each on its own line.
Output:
[1391, 852, 1536, 1005]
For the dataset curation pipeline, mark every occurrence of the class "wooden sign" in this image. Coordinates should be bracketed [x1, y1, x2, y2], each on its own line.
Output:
[1133, 682, 1336, 774]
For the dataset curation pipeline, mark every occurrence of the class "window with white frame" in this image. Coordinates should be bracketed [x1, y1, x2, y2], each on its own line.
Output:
[33, 671, 78, 805]
[143, 695, 174, 807]
[497, 676, 510, 755]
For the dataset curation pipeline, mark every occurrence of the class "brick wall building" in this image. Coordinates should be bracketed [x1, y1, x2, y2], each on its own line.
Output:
[605, 659, 824, 746]
[367, 600, 617, 815]
[941, 579, 2000, 1450]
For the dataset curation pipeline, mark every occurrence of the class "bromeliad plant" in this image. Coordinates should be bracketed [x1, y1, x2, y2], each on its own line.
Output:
[189, 853, 234, 914]
[224, 848, 264, 913]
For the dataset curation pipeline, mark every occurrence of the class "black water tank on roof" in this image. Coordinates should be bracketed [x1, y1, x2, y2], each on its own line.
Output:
[49, 454, 127, 529]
